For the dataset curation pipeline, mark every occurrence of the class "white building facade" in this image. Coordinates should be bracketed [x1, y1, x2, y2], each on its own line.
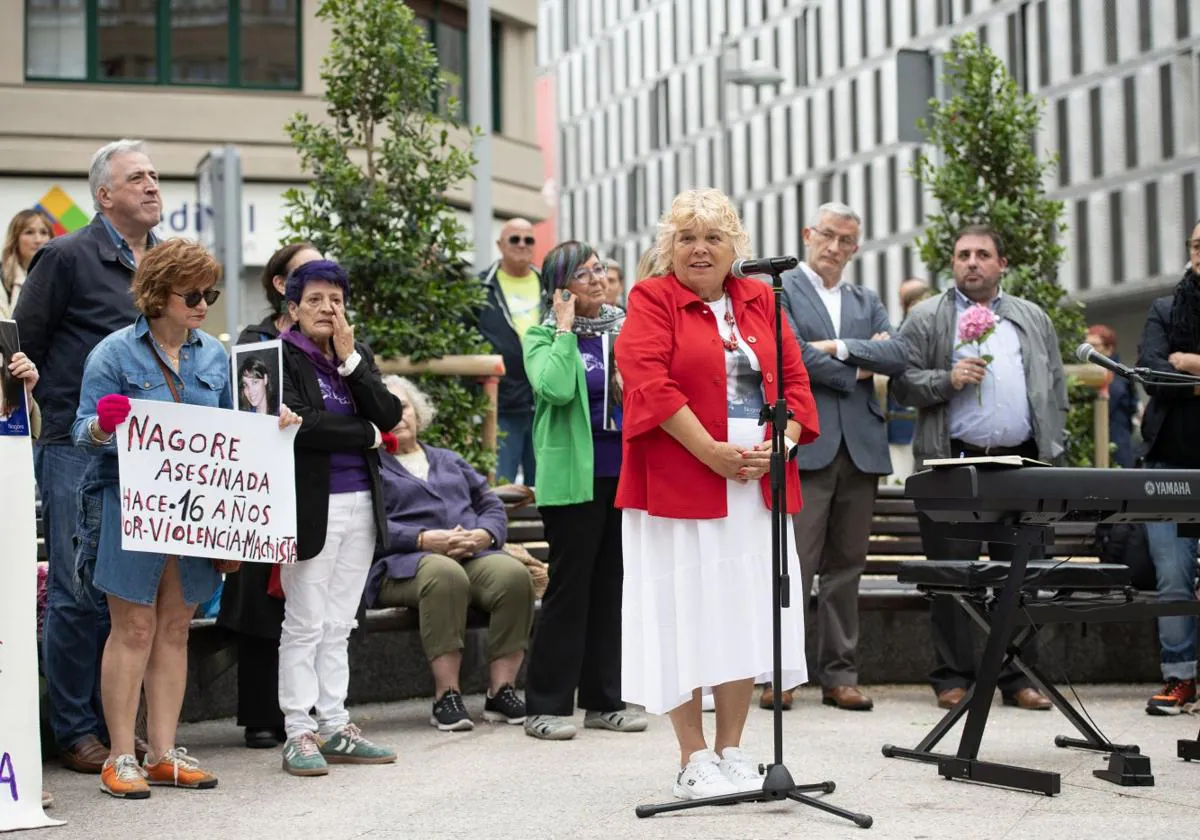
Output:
[539, 0, 1200, 349]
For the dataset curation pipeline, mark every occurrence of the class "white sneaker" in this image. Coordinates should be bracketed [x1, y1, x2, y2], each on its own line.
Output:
[673, 749, 739, 799]
[701, 693, 716, 712]
[717, 746, 764, 792]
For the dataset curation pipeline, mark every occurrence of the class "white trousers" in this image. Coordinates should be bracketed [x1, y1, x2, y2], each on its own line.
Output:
[278, 491, 376, 738]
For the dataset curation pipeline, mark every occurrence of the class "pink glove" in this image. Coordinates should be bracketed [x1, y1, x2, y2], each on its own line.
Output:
[381, 432, 399, 454]
[96, 394, 132, 435]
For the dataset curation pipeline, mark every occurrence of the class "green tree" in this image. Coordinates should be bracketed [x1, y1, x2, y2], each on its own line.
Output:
[283, 0, 494, 472]
[912, 33, 1095, 467]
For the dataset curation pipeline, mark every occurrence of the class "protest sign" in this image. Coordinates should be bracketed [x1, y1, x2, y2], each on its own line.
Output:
[117, 399, 298, 564]
[0, 436, 61, 831]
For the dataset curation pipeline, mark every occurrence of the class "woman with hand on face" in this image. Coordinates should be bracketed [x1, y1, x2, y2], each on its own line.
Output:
[218, 242, 321, 750]
[72, 239, 301, 800]
[616, 189, 818, 799]
[276, 260, 403, 776]
[519, 240, 647, 741]
[0, 209, 54, 319]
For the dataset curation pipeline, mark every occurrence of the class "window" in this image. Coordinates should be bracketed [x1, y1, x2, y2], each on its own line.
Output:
[1124, 77, 1138, 169]
[1056, 99, 1071, 186]
[1089, 88, 1102, 178]
[1179, 0, 1191, 39]
[1109, 191, 1124, 286]
[415, 7, 503, 130]
[849, 78, 859, 154]
[1139, 0, 1152, 52]
[1037, 0, 1049, 87]
[1145, 181, 1161, 276]
[1184, 173, 1197, 244]
[1068, 0, 1082, 75]
[1075, 199, 1090, 290]
[1103, 0, 1118, 65]
[794, 11, 808, 88]
[874, 67, 884, 145]
[902, 244, 913, 280]
[26, 0, 300, 89]
[1161, 63, 1176, 160]
[887, 155, 898, 234]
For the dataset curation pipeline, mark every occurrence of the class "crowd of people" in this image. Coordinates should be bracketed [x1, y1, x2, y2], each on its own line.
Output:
[6, 137, 1200, 809]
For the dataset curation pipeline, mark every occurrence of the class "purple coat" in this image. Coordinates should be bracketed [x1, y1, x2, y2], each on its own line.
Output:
[364, 444, 509, 607]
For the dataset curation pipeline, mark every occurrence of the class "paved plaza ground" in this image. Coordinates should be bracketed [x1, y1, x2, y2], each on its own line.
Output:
[26, 684, 1200, 839]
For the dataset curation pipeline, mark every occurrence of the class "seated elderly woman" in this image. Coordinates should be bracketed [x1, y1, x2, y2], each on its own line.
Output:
[364, 376, 535, 732]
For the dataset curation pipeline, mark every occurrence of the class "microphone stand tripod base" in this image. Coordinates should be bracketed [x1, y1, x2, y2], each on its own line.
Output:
[633, 762, 872, 828]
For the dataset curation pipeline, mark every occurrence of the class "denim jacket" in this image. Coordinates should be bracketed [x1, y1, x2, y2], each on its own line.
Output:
[70, 317, 232, 590]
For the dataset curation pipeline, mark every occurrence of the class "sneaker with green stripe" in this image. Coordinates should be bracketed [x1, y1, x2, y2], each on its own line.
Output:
[318, 723, 397, 764]
[282, 732, 329, 777]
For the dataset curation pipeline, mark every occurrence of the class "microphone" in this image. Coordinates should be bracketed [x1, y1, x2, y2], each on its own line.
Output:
[731, 256, 800, 278]
[1075, 343, 1132, 380]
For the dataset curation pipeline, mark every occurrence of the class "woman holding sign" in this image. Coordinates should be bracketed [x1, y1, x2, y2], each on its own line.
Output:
[72, 239, 300, 800]
[277, 259, 403, 776]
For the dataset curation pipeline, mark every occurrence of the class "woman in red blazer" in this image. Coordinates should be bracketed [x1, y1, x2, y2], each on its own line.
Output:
[615, 188, 818, 800]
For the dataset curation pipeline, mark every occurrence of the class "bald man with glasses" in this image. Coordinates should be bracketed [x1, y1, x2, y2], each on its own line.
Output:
[476, 219, 543, 486]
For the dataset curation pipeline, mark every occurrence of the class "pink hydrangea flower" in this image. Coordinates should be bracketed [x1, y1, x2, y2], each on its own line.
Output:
[957, 303, 996, 344]
[956, 303, 996, 405]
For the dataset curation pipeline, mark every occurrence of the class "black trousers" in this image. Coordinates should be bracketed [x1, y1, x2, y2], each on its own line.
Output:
[235, 633, 284, 731]
[524, 476, 624, 716]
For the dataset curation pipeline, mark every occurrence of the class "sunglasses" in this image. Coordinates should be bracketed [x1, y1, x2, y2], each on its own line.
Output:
[507, 235, 535, 246]
[174, 288, 221, 308]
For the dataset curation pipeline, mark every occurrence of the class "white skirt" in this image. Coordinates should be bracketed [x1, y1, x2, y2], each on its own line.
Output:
[621, 419, 808, 715]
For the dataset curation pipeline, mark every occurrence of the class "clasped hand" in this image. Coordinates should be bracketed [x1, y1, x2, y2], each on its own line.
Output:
[707, 440, 772, 483]
[421, 525, 491, 559]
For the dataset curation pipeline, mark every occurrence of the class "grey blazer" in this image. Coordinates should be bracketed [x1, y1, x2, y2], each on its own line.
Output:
[779, 264, 909, 474]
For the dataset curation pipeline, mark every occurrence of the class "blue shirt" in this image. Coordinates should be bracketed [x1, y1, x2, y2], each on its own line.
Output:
[72, 315, 233, 452]
[98, 214, 158, 270]
[947, 289, 1033, 449]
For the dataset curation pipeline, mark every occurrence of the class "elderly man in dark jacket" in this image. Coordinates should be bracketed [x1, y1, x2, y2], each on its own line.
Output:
[14, 139, 161, 773]
[366, 376, 535, 733]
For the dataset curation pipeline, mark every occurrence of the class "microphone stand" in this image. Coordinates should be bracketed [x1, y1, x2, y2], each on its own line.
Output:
[633, 267, 873, 829]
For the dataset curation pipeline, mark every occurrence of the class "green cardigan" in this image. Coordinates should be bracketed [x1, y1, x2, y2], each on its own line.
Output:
[523, 324, 595, 506]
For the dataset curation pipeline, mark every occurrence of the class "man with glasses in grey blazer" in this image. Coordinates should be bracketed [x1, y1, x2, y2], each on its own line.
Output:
[765, 203, 908, 713]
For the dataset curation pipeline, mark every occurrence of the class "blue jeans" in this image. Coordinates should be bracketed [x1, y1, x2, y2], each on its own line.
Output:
[497, 411, 536, 486]
[1144, 461, 1200, 681]
[34, 443, 110, 749]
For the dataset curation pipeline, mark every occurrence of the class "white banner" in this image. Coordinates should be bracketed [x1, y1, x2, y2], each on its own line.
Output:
[0, 437, 61, 831]
[116, 400, 299, 564]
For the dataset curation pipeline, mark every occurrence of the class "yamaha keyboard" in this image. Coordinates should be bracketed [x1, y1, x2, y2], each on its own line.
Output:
[905, 465, 1200, 525]
[885, 462, 1200, 795]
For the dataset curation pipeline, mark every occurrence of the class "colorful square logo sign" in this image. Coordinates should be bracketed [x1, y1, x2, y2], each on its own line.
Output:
[35, 187, 90, 236]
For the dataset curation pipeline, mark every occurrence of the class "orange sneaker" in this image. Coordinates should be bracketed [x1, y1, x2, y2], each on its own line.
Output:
[142, 747, 218, 789]
[100, 755, 150, 799]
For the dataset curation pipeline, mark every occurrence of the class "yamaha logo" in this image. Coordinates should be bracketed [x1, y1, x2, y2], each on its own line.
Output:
[1144, 480, 1192, 496]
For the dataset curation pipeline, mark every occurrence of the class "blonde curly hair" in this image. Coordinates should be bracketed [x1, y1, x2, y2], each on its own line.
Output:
[652, 189, 753, 276]
[382, 375, 437, 433]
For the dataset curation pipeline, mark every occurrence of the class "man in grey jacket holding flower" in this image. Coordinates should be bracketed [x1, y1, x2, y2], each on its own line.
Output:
[890, 224, 1065, 711]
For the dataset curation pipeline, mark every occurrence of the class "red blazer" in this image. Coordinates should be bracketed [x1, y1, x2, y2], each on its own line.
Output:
[615, 273, 819, 519]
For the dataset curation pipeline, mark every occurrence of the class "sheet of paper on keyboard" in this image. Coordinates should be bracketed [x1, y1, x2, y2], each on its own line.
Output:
[922, 455, 1052, 468]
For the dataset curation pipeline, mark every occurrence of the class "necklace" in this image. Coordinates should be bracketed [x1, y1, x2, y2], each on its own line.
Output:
[719, 293, 739, 352]
[152, 337, 181, 363]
